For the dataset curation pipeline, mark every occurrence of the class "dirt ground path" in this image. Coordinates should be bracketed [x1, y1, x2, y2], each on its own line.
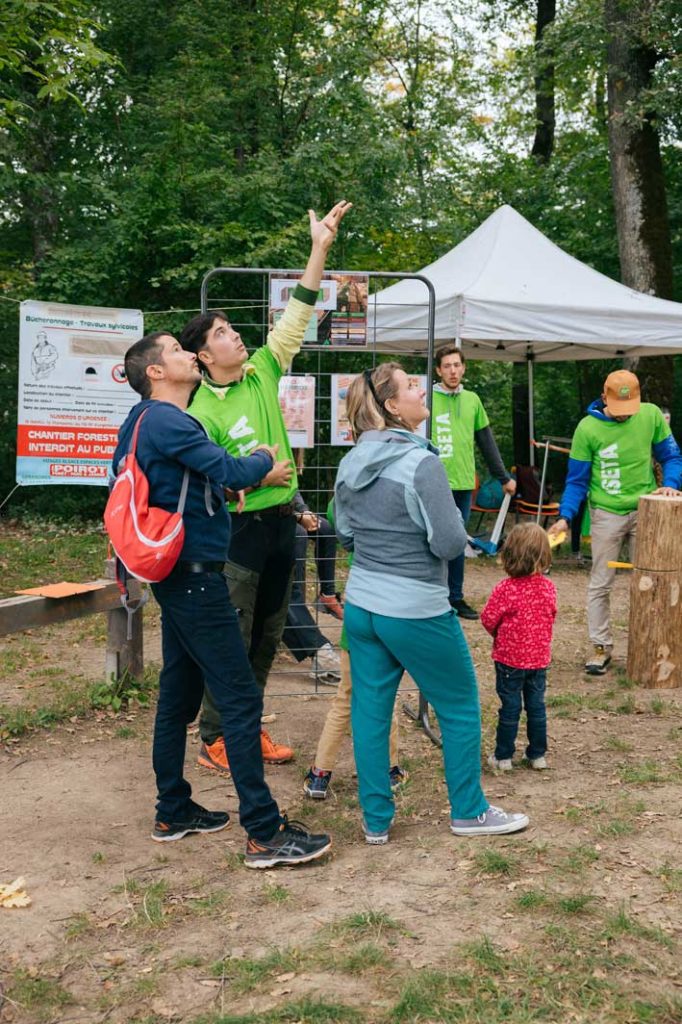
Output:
[1, 558, 681, 1023]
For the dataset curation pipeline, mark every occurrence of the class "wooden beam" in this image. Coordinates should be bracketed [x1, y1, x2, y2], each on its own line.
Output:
[0, 581, 122, 637]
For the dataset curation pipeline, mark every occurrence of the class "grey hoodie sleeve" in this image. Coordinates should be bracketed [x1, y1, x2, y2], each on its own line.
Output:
[412, 455, 467, 561]
[333, 480, 354, 551]
[474, 426, 511, 483]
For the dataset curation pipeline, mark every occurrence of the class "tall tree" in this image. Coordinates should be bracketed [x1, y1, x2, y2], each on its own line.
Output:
[605, 0, 676, 401]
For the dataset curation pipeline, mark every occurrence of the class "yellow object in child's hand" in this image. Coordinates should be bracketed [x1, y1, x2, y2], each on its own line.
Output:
[548, 530, 566, 549]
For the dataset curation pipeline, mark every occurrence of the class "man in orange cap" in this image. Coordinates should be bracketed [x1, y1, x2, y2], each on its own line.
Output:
[549, 370, 682, 675]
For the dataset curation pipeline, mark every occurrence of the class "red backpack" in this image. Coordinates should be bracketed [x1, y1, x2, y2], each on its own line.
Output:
[104, 409, 189, 584]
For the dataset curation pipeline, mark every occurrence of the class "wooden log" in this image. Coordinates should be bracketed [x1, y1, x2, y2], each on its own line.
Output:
[0, 582, 121, 637]
[633, 493, 682, 571]
[627, 568, 682, 688]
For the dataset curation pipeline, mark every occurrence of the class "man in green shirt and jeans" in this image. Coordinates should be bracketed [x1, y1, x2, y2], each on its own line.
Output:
[431, 345, 516, 619]
[549, 370, 682, 675]
[180, 200, 351, 774]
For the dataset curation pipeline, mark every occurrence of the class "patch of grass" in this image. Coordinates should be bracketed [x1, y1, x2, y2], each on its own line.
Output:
[603, 905, 674, 949]
[474, 848, 516, 876]
[616, 695, 637, 715]
[92, 850, 106, 864]
[334, 942, 390, 974]
[556, 893, 595, 915]
[516, 889, 548, 910]
[596, 817, 634, 837]
[262, 882, 291, 905]
[464, 935, 506, 971]
[116, 725, 136, 738]
[330, 909, 400, 938]
[604, 735, 634, 753]
[649, 698, 666, 715]
[7, 971, 73, 1019]
[563, 843, 600, 871]
[122, 879, 169, 928]
[197, 996, 362, 1023]
[619, 761, 663, 785]
[65, 911, 91, 939]
[655, 863, 682, 894]
[210, 948, 302, 994]
[89, 665, 157, 713]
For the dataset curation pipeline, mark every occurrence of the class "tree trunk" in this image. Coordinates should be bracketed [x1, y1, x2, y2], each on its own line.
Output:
[530, 0, 556, 163]
[605, 0, 674, 406]
[627, 494, 682, 688]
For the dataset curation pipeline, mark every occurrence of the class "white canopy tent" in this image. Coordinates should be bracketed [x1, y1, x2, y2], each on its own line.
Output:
[369, 204, 682, 458]
[369, 204, 682, 363]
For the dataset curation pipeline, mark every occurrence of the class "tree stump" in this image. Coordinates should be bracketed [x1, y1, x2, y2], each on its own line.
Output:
[627, 494, 682, 688]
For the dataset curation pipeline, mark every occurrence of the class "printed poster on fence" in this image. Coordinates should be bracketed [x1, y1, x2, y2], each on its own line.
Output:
[331, 373, 428, 446]
[270, 273, 369, 346]
[17, 300, 143, 486]
[278, 375, 316, 448]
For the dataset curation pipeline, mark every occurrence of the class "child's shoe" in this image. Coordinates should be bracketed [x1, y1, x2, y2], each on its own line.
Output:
[487, 753, 513, 772]
[529, 756, 547, 770]
[303, 767, 332, 799]
[389, 765, 409, 790]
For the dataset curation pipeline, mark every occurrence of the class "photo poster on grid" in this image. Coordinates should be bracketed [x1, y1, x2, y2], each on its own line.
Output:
[278, 375, 316, 448]
[331, 374, 428, 446]
[269, 272, 369, 347]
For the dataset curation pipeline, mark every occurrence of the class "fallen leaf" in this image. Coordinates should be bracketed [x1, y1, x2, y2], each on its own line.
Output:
[275, 972, 296, 982]
[0, 878, 31, 909]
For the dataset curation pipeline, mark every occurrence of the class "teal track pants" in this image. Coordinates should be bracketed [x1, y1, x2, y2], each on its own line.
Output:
[346, 603, 488, 833]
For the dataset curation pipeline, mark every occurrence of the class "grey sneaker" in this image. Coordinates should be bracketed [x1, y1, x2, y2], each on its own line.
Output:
[450, 804, 529, 836]
[363, 818, 393, 845]
[487, 754, 513, 772]
[310, 642, 341, 685]
[529, 756, 547, 770]
[585, 644, 612, 675]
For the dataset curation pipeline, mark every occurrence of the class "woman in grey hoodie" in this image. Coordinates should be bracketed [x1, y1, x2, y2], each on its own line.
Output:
[335, 363, 529, 844]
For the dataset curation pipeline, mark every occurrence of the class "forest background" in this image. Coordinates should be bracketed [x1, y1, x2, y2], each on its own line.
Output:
[2, 0, 682, 518]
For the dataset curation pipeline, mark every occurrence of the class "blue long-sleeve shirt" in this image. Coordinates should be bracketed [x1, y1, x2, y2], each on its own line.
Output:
[112, 400, 273, 562]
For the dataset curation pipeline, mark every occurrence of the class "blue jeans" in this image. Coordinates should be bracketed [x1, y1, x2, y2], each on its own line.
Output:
[151, 570, 281, 840]
[447, 490, 472, 603]
[494, 661, 547, 761]
[346, 603, 488, 832]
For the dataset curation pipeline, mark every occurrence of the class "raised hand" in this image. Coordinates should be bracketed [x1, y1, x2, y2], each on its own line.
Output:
[309, 200, 353, 252]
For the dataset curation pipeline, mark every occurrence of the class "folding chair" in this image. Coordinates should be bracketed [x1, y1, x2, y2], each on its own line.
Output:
[514, 464, 560, 527]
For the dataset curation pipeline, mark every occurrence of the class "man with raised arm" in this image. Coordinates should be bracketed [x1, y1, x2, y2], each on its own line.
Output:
[180, 201, 352, 776]
[113, 331, 332, 866]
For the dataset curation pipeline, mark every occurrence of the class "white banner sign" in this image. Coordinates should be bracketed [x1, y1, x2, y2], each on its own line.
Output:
[17, 300, 143, 486]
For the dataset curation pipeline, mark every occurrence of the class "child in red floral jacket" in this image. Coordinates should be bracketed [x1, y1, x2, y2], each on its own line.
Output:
[481, 523, 556, 772]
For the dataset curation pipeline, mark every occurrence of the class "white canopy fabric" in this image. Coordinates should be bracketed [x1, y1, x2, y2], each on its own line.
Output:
[369, 205, 682, 362]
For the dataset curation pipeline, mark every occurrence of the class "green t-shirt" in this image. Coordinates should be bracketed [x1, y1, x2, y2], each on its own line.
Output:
[430, 388, 489, 490]
[189, 346, 297, 512]
[570, 403, 670, 515]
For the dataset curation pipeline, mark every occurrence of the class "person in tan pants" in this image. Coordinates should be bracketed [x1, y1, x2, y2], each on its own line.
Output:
[304, 648, 405, 799]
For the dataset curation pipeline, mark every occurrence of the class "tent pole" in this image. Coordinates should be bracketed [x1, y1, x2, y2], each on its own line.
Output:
[527, 352, 535, 467]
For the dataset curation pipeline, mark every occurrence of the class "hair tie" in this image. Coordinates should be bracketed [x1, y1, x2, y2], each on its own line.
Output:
[363, 368, 382, 408]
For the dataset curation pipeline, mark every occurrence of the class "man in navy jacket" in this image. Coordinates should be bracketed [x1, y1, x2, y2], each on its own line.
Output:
[113, 331, 331, 868]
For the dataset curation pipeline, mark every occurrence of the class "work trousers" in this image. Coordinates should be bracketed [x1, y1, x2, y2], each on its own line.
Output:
[281, 524, 330, 662]
[151, 571, 280, 840]
[447, 490, 472, 603]
[587, 506, 637, 648]
[346, 604, 488, 833]
[314, 650, 399, 771]
[200, 512, 296, 744]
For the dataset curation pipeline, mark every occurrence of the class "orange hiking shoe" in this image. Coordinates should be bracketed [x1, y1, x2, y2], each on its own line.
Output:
[317, 592, 344, 621]
[197, 737, 231, 775]
[261, 729, 294, 764]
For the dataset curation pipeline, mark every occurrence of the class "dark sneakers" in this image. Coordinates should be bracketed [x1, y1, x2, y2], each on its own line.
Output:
[452, 598, 479, 620]
[245, 815, 332, 869]
[152, 801, 230, 843]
